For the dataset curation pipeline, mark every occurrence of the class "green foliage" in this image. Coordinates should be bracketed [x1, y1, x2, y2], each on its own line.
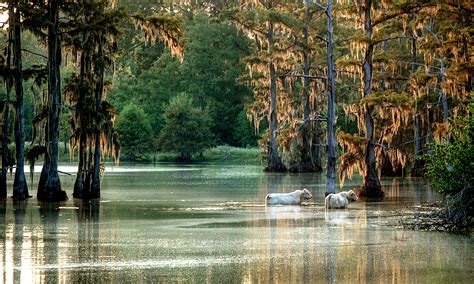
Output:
[424, 100, 474, 198]
[233, 109, 259, 148]
[115, 103, 154, 161]
[158, 93, 215, 161]
[109, 12, 252, 146]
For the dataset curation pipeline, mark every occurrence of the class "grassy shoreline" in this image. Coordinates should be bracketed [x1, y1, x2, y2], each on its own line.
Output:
[58, 146, 262, 165]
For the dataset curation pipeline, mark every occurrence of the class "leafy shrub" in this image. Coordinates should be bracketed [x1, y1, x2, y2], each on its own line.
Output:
[158, 93, 215, 161]
[423, 98, 473, 230]
[115, 104, 154, 161]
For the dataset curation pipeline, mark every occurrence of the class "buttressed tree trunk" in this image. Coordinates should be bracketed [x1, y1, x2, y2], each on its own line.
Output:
[266, 20, 286, 172]
[41, 0, 67, 202]
[12, 0, 29, 200]
[73, 50, 87, 199]
[361, 0, 382, 196]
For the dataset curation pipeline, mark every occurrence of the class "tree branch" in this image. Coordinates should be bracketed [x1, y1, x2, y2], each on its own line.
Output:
[315, 34, 328, 43]
[21, 49, 47, 60]
[285, 74, 328, 80]
[372, 35, 412, 45]
[372, 3, 437, 27]
[306, 0, 327, 12]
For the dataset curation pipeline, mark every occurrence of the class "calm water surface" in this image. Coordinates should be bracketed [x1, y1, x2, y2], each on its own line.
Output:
[0, 164, 472, 283]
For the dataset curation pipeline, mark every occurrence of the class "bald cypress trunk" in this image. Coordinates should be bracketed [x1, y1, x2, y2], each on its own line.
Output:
[40, 0, 67, 202]
[361, 0, 382, 196]
[91, 37, 105, 198]
[265, 20, 286, 172]
[73, 48, 87, 199]
[411, 35, 424, 176]
[325, 0, 337, 195]
[12, 0, 29, 200]
[0, 99, 9, 199]
[297, 2, 322, 173]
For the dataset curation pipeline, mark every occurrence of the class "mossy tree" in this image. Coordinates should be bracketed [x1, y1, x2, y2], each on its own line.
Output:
[337, 0, 435, 196]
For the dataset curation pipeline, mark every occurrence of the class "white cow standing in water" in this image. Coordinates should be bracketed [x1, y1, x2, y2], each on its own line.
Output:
[325, 190, 358, 209]
[265, 188, 313, 205]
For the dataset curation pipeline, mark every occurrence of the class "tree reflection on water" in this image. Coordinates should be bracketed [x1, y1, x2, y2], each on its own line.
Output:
[0, 167, 471, 283]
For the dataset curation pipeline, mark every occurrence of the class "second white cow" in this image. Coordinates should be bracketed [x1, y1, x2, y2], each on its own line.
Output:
[325, 190, 358, 209]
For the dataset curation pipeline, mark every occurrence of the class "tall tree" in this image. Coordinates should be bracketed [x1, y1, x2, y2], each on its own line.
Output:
[324, 0, 337, 194]
[335, 0, 438, 195]
[63, 0, 125, 199]
[287, 0, 323, 173]
[229, 0, 293, 172]
[358, 0, 382, 196]
[0, 3, 14, 198]
[266, 8, 286, 172]
[11, 0, 29, 200]
[38, 0, 68, 201]
[64, 1, 182, 198]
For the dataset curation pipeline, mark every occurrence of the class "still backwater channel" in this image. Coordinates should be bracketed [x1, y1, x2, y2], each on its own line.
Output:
[0, 164, 472, 283]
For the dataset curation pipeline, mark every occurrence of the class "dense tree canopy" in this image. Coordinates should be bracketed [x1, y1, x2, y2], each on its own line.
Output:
[0, 0, 472, 200]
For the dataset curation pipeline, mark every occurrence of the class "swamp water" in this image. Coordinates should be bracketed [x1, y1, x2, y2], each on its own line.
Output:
[0, 164, 472, 283]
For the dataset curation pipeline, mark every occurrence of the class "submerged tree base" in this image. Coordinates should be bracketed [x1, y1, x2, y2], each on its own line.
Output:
[37, 190, 68, 202]
[355, 186, 385, 198]
[264, 163, 287, 172]
[12, 193, 32, 201]
[288, 160, 322, 173]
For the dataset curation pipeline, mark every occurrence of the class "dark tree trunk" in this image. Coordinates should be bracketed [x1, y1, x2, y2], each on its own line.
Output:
[37, 154, 50, 196]
[84, 144, 93, 196]
[361, 0, 382, 196]
[325, 0, 337, 195]
[297, 2, 322, 173]
[265, 20, 286, 172]
[41, 0, 67, 202]
[91, 134, 101, 198]
[0, 100, 9, 199]
[74, 42, 88, 199]
[73, 134, 86, 198]
[12, 0, 29, 200]
[91, 38, 105, 198]
[0, 3, 14, 199]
